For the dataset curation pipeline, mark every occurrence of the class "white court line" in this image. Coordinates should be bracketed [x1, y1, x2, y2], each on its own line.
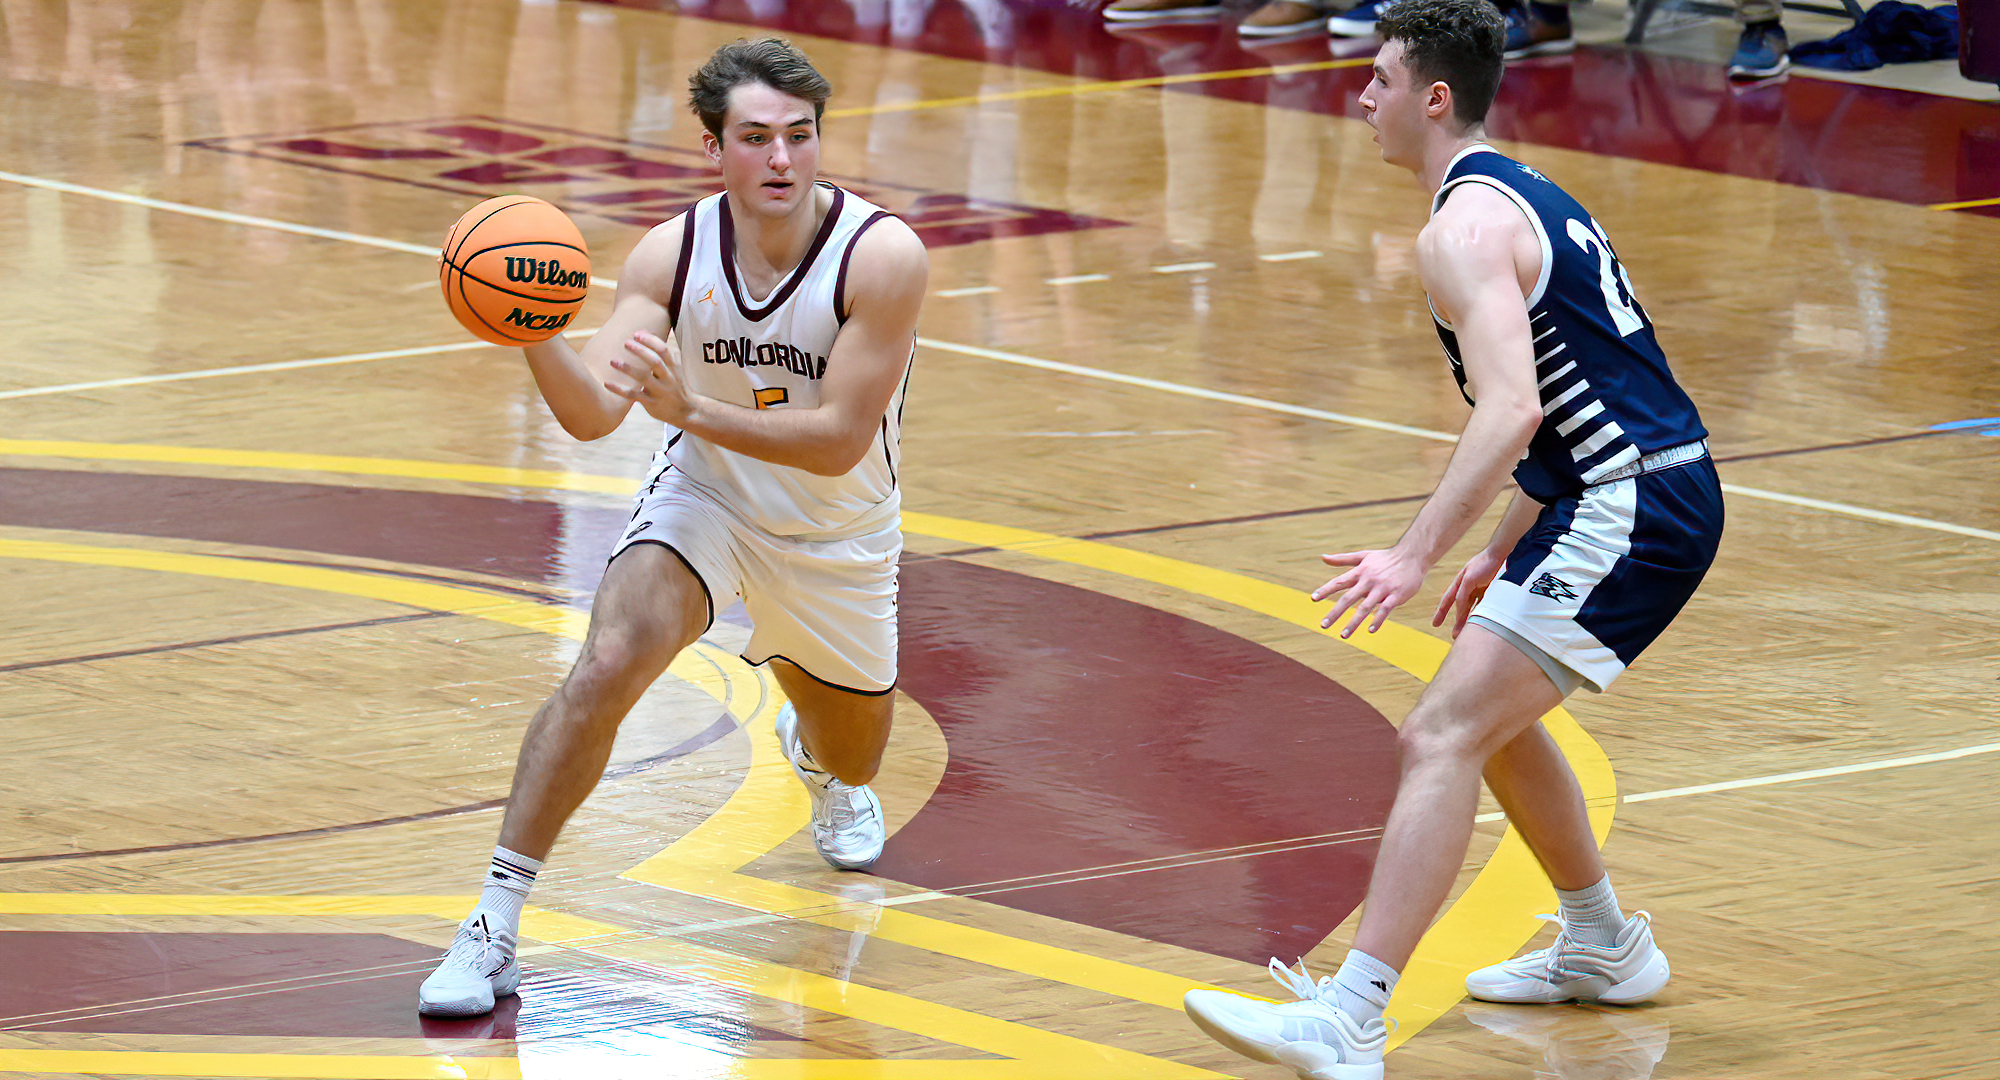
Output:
[3, 169, 1992, 545]
[0, 170, 619, 289]
[1260, 250, 1323, 262]
[936, 285, 1000, 297]
[0, 328, 596, 401]
[1152, 261, 1216, 274]
[912, 338, 2000, 543]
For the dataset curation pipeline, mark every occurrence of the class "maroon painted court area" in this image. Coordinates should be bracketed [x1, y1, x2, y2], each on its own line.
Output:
[0, 931, 797, 1043]
[0, 468, 1399, 964]
[606, 0, 2000, 213]
[885, 557, 1399, 965]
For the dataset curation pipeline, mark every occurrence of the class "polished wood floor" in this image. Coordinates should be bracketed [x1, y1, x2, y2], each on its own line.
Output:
[0, 3, 1994, 1079]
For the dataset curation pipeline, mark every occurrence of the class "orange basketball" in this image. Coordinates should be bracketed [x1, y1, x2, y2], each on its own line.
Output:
[438, 195, 590, 346]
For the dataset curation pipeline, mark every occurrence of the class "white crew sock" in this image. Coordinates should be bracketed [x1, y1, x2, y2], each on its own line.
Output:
[474, 845, 541, 939]
[1331, 949, 1398, 1024]
[1557, 874, 1626, 948]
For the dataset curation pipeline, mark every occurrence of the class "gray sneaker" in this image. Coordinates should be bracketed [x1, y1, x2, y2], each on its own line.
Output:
[775, 704, 885, 870]
[1465, 910, 1671, 1005]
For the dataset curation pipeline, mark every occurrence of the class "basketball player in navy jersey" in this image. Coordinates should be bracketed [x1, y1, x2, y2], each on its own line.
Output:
[418, 38, 928, 1017]
[1183, 2, 1722, 1075]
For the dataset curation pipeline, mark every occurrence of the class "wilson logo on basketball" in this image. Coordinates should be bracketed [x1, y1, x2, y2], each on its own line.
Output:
[504, 308, 575, 332]
[503, 257, 588, 290]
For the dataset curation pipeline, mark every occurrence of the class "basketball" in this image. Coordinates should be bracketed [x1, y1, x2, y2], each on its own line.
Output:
[438, 195, 590, 346]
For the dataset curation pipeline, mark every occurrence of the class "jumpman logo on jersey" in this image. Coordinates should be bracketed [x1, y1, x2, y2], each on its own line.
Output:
[698, 285, 715, 305]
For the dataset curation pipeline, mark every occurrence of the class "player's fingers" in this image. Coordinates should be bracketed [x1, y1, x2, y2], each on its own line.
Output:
[1368, 603, 1394, 634]
[1432, 571, 1464, 626]
[1340, 591, 1378, 639]
[1320, 551, 1367, 567]
[1309, 570, 1360, 602]
[602, 379, 641, 401]
[1320, 586, 1362, 630]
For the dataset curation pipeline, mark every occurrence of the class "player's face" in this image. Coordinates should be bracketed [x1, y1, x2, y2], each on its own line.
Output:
[708, 82, 821, 219]
[1358, 40, 1426, 170]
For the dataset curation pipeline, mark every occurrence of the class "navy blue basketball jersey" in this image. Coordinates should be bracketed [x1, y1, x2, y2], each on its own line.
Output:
[1430, 146, 1706, 502]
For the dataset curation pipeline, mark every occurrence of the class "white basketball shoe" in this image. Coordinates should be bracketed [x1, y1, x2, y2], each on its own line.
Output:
[1183, 959, 1391, 1080]
[775, 703, 885, 870]
[417, 911, 519, 1017]
[1465, 910, 1671, 1005]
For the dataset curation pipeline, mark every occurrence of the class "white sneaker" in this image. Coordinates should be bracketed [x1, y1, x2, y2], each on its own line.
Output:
[417, 912, 520, 1017]
[1465, 910, 1671, 1005]
[775, 704, 885, 871]
[1183, 959, 1390, 1080]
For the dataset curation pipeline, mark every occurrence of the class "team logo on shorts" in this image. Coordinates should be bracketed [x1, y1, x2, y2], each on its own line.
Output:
[1529, 573, 1578, 602]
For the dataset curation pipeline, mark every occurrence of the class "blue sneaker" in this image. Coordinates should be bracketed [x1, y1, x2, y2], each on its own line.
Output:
[1327, 0, 1397, 37]
[1503, 4, 1575, 59]
[1728, 21, 1791, 79]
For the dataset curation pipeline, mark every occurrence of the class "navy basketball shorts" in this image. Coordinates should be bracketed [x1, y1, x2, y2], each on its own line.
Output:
[1470, 457, 1724, 694]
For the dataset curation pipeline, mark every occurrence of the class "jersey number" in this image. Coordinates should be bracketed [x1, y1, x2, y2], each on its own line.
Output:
[1566, 218, 1645, 338]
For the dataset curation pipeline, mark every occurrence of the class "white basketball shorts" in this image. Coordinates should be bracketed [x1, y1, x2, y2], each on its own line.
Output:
[609, 458, 899, 695]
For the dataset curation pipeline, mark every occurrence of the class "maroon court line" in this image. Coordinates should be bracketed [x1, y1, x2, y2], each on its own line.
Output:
[0, 612, 450, 674]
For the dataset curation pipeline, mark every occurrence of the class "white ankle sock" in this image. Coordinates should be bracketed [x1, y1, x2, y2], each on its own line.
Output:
[1331, 949, 1398, 1024]
[475, 845, 541, 939]
[1557, 874, 1625, 947]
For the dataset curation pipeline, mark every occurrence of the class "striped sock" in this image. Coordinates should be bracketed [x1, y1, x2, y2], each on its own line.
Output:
[475, 845, 541, 938]
[1557, 875, 1626, 948]
[1331, 949, 1398, 1024]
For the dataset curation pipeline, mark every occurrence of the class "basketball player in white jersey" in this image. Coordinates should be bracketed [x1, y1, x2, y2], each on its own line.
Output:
[419, 38, 927, 1017]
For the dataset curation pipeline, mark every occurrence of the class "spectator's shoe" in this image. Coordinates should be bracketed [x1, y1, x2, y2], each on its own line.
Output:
[1240, 0, 1329, 37]
[1326, 0, 1397, 37]
[1727, 21, 1791, 79]
[1103, 0, 1225, 23]
[1465, 911, 1671, 1005]
[1503, 4, 1575, 58]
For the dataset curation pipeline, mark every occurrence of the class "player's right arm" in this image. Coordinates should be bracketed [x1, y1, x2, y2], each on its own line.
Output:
[519, 215, 686, 442]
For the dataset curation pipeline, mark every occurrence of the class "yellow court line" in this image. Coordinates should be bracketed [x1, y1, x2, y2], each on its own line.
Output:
[0, 439, 634, 494]
[1928, 195, 2000, 211]
[0, 449, 1618, 1062]
[823, 58, 1374, 119]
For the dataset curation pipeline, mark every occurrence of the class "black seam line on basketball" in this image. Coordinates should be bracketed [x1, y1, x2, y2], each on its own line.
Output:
[208, 552, 569, 603]
[441, 256, 591, 307]
[462, 239, 588, 257]
[447, 195, 528, 270]
[0, 612, 449, 675]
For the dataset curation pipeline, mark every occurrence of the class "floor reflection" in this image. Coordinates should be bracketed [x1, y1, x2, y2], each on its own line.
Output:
[1462, 1003, 1671, 1080]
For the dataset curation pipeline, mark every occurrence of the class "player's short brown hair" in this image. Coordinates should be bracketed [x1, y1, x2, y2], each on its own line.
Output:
[687, 38, 833, 138]
[1376, 0, 1507, 128]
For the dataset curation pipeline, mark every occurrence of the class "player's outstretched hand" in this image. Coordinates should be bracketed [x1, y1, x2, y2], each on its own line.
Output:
[1433, 547, 1505, 640]
[1312, 546, 1427, 639]
[608, 330, 694, 426]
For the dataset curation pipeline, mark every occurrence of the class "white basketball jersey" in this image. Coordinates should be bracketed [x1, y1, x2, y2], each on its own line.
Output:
[665, 183, 910, 538]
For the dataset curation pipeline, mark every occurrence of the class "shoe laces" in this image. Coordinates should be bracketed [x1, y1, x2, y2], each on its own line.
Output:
[823, 780, 877, 834]
[438, 914, 511, 975]
[1268, 957, 1337, 1003]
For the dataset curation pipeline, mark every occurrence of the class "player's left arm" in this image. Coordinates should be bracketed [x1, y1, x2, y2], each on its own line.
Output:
[609, 219, 928, 476]
[1315, 187, 1544, 637]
